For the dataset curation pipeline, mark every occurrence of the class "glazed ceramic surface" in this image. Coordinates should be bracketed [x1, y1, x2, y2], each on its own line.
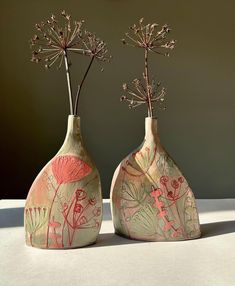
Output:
[25, 116, 102, 248]
[111, 117, 201, 241]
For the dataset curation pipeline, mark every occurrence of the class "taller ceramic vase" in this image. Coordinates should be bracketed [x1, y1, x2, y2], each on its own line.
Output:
[111, 117, 201, 241]
[24, 115, 102, 248]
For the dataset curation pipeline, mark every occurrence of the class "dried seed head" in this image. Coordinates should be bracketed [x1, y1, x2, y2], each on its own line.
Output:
[122, 18, 175, 56]
[122, 83, 128, 91]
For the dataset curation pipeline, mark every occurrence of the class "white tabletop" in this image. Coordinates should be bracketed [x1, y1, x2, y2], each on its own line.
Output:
[0, 199, 235, 286]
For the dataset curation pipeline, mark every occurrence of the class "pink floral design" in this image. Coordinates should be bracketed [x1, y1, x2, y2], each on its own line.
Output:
[151, 186, 181, 238]
[74, 203, 83, 213]
[61, 188, 101, 247]
[171, 179, 179, 189]
[88, 198, 97, 205]
[75, 189, 87, 201]
[160, 175, 169, 185]
[46, 155, 92, 248]
[93, 207, 101, 217]
[51, 155, 92, 184]
[178, 177, 184, 184]
[79, 216, 87, 225]
[122, 146, 157, 177]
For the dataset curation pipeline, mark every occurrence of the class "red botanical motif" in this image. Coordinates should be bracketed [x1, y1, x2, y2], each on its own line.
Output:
[122, 146, 157, 177]
[88, 198, 97, 205]
[79, 216, 87, 225]
[93, 207, 101, 217]
[60, 186, 101, 247]
[160, 175, 169, 185]
[46, 156, 91, 248]
[151, 187, 162, 197]
[51, 155, 92, 184]
[160, 176, 187, 205]
[171, 179, 179, 189]
[75, 189, 87, 201]
[151, 186, 181, 238]
[178, 176, 184, 184]
[74, 203, 83, 213]
[48, 220, 61, 228]
[48, 217, 62, 248]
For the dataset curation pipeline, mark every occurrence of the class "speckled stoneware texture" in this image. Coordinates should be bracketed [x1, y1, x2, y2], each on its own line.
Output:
[25, 116, 102, 248]
[111, 117, 200, 241]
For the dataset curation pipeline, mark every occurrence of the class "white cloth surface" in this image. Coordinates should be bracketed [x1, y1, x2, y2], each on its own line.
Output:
[0, 199, 235, 286]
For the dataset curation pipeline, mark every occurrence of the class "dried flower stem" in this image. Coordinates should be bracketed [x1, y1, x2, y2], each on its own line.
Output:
[144, 49, 153, 117]
[74, 55, 95, 116]
[64, 51, 73, 114]
[121, 18, 175, 116]
[30, 11, 110, 115]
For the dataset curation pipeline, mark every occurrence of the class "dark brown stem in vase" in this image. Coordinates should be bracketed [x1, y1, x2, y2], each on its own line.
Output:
[74, 56, 95, 116]
[144, 49, 153, 117]
[64, 51, 74, 115]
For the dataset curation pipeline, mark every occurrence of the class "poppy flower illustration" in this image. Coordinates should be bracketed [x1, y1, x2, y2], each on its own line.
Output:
[51, 155, 92, 184]
[75, 189, 87, 201]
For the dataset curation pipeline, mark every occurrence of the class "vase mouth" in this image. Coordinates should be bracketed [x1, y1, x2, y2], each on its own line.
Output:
[68, 114, 80, 119]
[145, 116, 157, 120]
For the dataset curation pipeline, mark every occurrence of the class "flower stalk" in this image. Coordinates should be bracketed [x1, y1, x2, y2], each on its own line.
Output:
[30, 10, 111, 115]
[64, 51, 73, 114]
[121, 18, 175, 117]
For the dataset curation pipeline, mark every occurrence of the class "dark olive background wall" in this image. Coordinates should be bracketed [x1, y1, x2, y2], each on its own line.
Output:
[1, 0, 235, 199]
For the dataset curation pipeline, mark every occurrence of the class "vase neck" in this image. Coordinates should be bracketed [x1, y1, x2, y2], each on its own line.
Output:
[61, 115, 81, 148]
[144, 117, 158, 142]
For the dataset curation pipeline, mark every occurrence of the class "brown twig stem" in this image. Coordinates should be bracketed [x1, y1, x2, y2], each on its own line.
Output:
[74, 56, 95, 115]
[144, 49, 153, 117]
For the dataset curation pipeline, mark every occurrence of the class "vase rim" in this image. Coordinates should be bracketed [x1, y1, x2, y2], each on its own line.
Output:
[145, 116, 157, 120]
[68, 114, 80, 118]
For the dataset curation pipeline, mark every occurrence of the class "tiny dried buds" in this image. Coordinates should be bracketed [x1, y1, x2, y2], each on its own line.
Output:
[30, 11, 84, 69]
[81, 31, 111, 62]
[122, 18, 176, 56]
[121, 18, 175, 116]
[29, 10, 111, 116]
[121, 78, 166, 110]
[30, 10, 111, 69]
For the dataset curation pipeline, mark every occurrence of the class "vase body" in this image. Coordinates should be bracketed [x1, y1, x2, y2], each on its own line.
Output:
[24, 115, 102, 248]
[110, 117, 200, 241]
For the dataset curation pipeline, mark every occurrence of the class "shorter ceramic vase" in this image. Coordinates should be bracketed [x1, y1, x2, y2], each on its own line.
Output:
[110, 117, 201, 241]
[24, 115, 102, 248]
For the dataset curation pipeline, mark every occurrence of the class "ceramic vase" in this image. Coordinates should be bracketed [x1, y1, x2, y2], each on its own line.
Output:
[24, 115, 102, 248]
[110, 117, 201, 241]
